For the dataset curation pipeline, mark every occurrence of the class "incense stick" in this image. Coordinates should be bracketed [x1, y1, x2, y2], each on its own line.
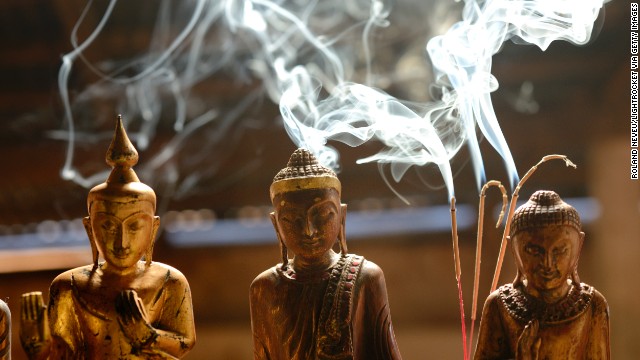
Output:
[468, 180, 507, 354]
[450, 198, 468, 360]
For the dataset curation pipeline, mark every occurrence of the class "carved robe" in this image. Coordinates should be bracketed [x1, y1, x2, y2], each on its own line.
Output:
[250, 254, 402, 360]
[474, 283, 610, 359]
[47, 262, 194, 359]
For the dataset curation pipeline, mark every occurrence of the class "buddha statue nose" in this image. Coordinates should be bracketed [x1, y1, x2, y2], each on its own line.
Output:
[543, 251, 555, 270]
[304, 216, 316, 237]
[114, 226, 128, 250]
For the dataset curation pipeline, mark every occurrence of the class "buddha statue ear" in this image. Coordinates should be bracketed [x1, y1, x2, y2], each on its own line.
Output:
[513, 269, 524, 287]
[508, 235, 525, 287]
[571, 269, 580, 285]
[571, 231, 585, 285]
[270, 212, 288, 270]
[338, 204, 348, 255]
[145, 216, 160, 267]
[83, 216, 99, 269]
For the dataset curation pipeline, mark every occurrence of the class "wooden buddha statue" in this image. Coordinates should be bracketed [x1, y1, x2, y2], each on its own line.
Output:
[250, 148, 402, 360]
[474, 190, 610, 359]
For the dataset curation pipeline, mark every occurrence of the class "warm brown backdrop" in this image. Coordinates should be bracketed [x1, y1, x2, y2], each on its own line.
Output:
[0, 1, 635, 359]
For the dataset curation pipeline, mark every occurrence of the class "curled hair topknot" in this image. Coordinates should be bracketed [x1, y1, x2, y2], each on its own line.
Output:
[510, 190, 581, 237]
[273, 148, 337, 182]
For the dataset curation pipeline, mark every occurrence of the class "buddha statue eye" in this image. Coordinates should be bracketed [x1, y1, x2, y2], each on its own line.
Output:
[314, 208, 334, 221]
[524, 244, 543, 256]
[101, 220, 118, 233]
[309, 203, 337, 222]
[127, 221, 141, 232]
[280, 214, 296, 224]
[553, 247, 568, 256]
[279, 214, 304, 231]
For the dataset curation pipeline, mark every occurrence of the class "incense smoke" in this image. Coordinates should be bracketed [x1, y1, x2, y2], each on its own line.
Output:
[56, 0, 605, 200]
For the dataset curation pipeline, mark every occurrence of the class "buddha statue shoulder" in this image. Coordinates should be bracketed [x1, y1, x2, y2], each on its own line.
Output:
[250, 148, 402, 360]
[474, 190, 610, 360]
[20, 116, 196, 359]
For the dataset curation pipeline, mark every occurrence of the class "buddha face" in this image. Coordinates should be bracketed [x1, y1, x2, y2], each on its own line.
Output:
[512, 225, 584, 293]
[272, 188, 344, 261]
[88, 199, 159, 270]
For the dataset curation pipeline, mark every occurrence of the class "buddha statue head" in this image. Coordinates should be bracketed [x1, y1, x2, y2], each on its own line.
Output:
[269, 148, 347, 270]
[509, 190, 584, 298]
[83, 115, 160, 271]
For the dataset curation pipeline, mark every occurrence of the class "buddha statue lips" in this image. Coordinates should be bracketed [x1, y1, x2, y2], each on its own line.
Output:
[299, 233, 321, 246]
[536, 269, 560, 282]
[112, 248, 132, 259]
[531, 269, 564, 292]
[532, 262, 562, 285]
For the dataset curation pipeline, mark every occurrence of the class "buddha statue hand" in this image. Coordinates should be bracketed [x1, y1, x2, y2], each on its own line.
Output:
[516, 319, 541, 360]
[115, 290, 158, 350]
[20, 292, 50, 360]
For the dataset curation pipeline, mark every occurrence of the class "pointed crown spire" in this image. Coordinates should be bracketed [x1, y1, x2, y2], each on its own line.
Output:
[87, 115, 156, 212]
[106, 114, 140, 184]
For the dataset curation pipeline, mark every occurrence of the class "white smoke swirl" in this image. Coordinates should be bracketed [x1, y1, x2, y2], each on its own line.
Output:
[56, 0, 605, 200]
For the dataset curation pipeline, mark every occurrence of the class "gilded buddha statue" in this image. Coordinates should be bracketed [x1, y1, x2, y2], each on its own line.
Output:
[250, 148, 402, 360]
[20, 116, 196, 359]
[474, 190, 610, 359]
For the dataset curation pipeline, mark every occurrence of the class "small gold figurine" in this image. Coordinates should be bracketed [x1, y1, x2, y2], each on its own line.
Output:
[20, 116, 196, 359]
[250, 148, 402, 360]
[474, 190, 610, 359]
[0, 299, 10, 359]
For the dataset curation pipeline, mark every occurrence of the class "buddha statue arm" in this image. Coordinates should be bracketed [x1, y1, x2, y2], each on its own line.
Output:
[47, 278, 85, 359]
[355, 261, 403, 360]
[249, 303, 270, 360]
[249, 305, 270, 360]
[474, 292, 511, 360]
[585, 290, 610, 359]
[249, 271, 276, 360]
[116, 272, 195, 358]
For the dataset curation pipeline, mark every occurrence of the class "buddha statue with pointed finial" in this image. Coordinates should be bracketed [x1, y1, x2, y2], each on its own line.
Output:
[250, 148, 402, 360]
[0, 299, 10, 360]
[474, 190, 610, 360]
[19, 115, 196, 359]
